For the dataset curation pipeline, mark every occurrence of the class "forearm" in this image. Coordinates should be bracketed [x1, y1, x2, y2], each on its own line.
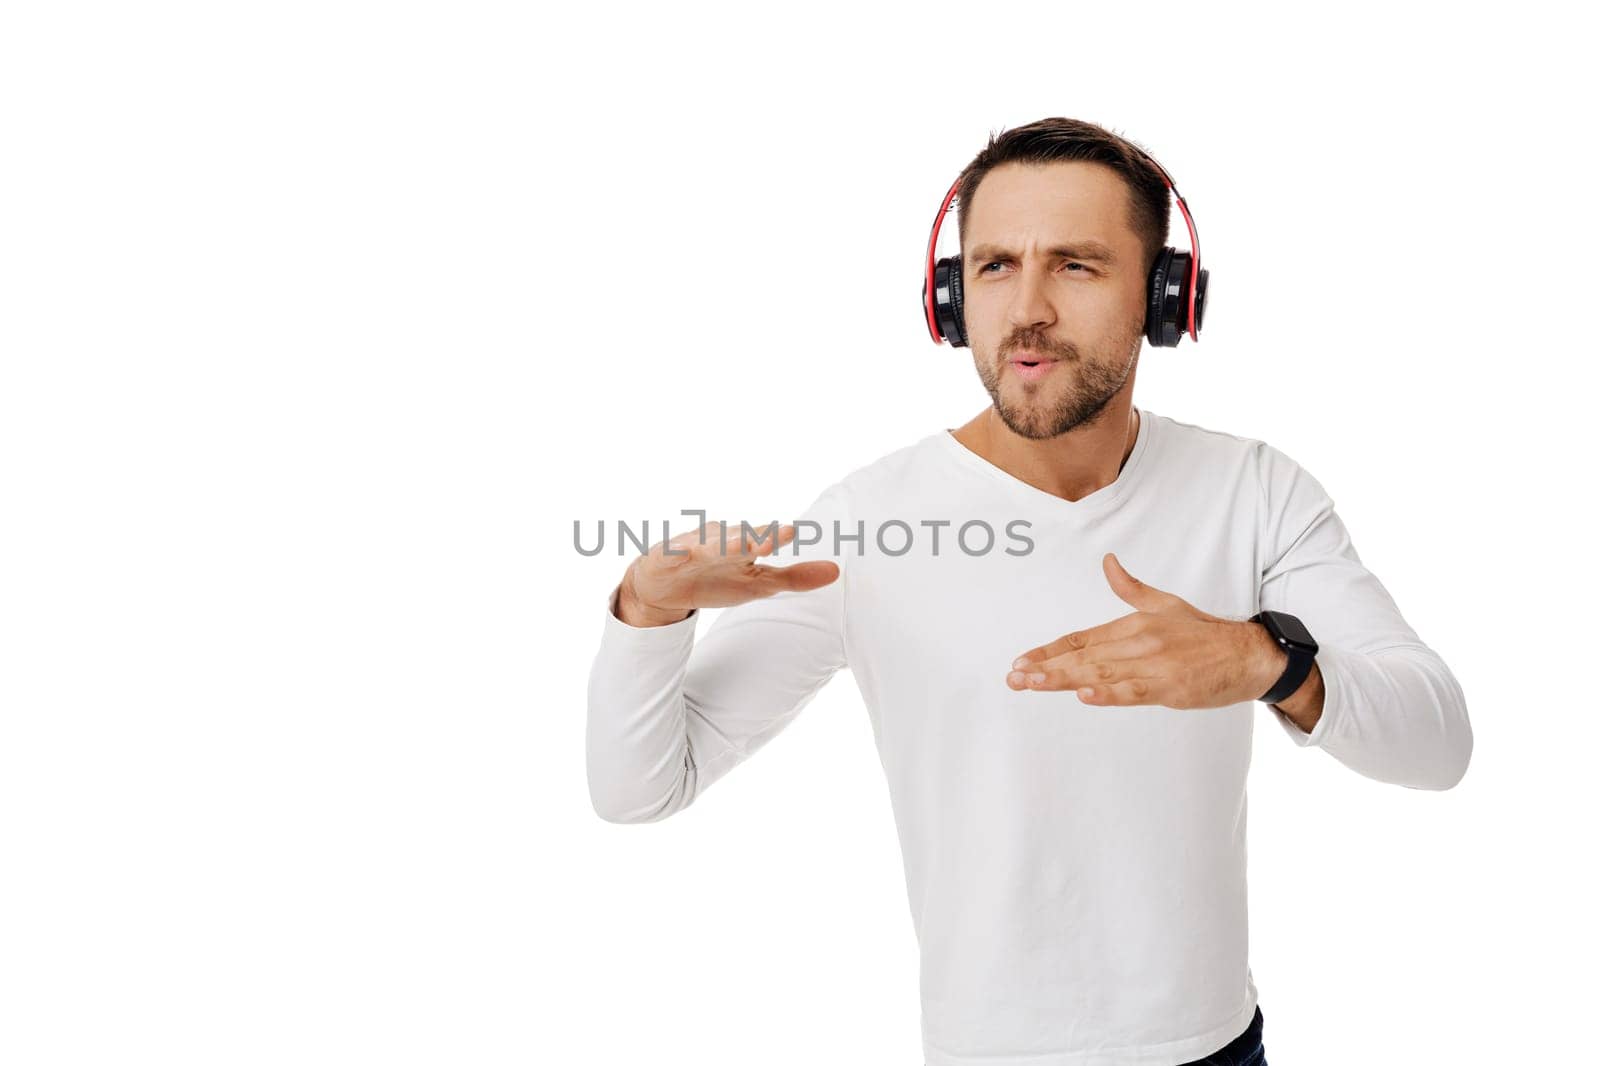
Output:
[1251, 443, 1474, 791]
[587, 578, 852, 823]
[1273, 642, 1473, 791]
[1273, 660, 1324, 734]
[1246, 621, 1324, 733]
[586, 585, 700, 823]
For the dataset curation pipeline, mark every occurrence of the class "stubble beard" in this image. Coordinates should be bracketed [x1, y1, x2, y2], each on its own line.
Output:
[975, 320, 1144, 441]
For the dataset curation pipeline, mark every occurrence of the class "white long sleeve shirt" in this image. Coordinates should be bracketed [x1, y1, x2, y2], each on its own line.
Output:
[585, 405, 1473, 1066]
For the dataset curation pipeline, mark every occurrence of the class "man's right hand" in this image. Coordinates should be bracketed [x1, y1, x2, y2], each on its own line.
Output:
[613, 520, 841, 628]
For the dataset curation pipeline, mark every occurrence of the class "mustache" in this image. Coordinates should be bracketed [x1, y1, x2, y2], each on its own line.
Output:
[999, 332, 1078, 361]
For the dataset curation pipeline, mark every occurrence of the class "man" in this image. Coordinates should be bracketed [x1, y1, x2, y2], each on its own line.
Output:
[585, 117, 1472, 1066]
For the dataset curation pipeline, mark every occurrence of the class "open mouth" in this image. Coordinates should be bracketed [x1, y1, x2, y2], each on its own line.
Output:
[1008, 354, 1060, 381]
[1011, 350, 1062, 376]
[1008, 348, 1058, 366]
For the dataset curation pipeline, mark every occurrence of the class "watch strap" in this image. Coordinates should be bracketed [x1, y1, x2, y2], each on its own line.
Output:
[1251, 611, 1317, 705]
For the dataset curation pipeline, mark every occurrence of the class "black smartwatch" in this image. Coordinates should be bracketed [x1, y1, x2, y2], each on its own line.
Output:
[1249, 610, 1319, 705]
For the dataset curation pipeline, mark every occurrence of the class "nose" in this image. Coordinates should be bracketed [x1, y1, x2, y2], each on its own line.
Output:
[1005, 262, 1057, 334]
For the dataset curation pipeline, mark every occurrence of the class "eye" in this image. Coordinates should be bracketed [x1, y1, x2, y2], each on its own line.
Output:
[977, 261, 1091, 275]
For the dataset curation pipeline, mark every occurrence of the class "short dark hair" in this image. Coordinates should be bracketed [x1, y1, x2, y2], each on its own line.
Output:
[955, 117, 1172, 277]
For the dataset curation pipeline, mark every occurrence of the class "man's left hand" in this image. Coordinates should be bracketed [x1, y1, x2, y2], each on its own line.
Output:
[1006, 552, 1284, 709]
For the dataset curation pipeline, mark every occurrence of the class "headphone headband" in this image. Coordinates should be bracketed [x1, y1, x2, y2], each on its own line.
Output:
[922, 175, 964, 343]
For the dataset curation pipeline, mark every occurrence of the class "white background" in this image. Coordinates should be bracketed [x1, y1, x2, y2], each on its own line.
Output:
[2, 3, 1594, 1063]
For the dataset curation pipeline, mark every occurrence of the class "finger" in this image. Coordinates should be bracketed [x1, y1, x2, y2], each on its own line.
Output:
[665, 520, 793, 564]
[1103, 552, 1196, 616]
[699, 520, 786, 558]
[1032, 632, 1165, 679]
[751, 559, 840, 593]
[1075, 676, 1177, 708]
[735, 521, 793, 557]
[657, 524, 709, 564]
[1012, 613, 1146, 668]
[700, 520, 741, 555]
[1006, 642, 1164, 692]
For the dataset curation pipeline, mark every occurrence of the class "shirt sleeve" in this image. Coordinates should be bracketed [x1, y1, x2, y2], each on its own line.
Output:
[585, 480, 853, 822]
[1255, 443, 1474, 790]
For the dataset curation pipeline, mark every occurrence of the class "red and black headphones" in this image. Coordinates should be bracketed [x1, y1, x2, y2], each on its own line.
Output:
[921, 146, 1209, 349]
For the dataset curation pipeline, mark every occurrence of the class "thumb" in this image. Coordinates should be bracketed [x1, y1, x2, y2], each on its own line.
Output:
[770, 559, 841, 593]
[1103, 552, 1180, 613]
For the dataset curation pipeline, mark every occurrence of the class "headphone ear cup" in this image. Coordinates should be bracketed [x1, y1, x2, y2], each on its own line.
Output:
[948, 255, 967, 348]
[932, 255, 969, 348]
[1145, 246, 1188, 348]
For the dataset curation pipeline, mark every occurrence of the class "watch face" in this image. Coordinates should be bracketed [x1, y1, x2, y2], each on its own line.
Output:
[1265, 610, 1318, 652]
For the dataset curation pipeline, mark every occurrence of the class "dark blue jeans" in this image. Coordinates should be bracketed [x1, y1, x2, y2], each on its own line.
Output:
[1178, 1005, 1266, 1066]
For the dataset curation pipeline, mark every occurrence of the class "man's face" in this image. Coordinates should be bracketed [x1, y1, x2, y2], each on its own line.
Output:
[960, 161, 1149, 440]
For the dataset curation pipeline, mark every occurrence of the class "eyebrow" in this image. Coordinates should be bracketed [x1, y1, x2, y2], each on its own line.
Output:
[966, 241, 1118, 265]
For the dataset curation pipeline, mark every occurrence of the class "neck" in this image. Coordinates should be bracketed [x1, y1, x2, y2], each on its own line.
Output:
[951, 395, 1141, 504]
